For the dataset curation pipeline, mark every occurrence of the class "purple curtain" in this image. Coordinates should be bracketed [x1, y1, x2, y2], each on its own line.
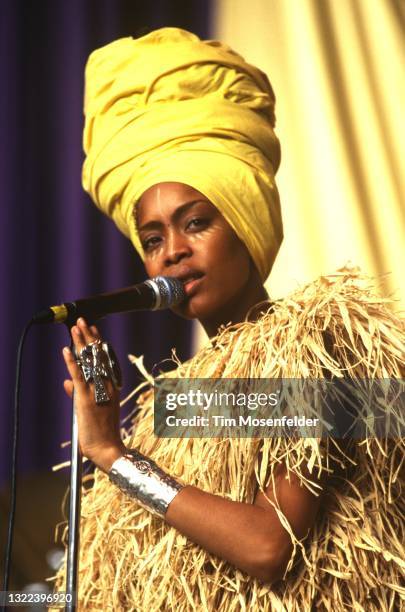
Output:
[0, 0, 211, 486]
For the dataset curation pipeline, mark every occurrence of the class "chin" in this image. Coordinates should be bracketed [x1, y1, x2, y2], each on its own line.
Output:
[170, 306, 196, 320]
[171, 303, 203, 321]
[172, 295, 218, 322]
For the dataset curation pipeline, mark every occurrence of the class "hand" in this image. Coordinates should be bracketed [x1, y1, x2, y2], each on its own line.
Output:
[62, 317, 126, 472]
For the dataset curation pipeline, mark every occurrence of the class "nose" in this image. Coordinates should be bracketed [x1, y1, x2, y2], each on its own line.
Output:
[163, 229, 192, 267]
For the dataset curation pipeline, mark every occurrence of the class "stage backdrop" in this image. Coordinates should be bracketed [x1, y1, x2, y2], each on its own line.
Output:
[0, 1, 211, 487]
[190, 0, 405, 346]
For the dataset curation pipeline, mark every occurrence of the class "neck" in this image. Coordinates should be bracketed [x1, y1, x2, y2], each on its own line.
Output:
[200, 283, 269, 338]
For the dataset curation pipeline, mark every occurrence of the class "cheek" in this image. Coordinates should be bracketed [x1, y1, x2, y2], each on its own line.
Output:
[204, 223, 239, 253]
[142, 242, 168, 276]
[203, 232, 252, 294]
[187, 225, 218, 246]
[143, 255, 161, 278]
[212, 230, 251, 272]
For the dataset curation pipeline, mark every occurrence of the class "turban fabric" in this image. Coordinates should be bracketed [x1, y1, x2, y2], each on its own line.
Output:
[82, 28, 283, 280]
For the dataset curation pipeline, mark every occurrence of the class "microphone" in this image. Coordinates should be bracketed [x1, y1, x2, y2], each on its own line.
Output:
[32, 276, 185, 325]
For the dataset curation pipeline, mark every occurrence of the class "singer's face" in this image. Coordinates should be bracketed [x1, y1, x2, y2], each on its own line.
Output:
[136, 182, 266, 336]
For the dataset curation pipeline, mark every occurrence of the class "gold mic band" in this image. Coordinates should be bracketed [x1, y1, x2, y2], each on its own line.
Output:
[50, 304, 68, 323]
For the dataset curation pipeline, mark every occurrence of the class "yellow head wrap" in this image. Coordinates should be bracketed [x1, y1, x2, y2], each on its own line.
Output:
[82, 27, 283, 280]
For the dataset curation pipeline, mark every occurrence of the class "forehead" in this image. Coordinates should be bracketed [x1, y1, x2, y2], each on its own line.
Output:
[136, 182, 214, 224]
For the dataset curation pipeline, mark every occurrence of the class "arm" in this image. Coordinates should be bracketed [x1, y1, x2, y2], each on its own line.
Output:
[165, 461, 324, 583]
[63, 318, 324, 585]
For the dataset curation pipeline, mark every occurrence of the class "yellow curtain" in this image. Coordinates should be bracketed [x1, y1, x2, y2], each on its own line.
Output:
[207, 0, 404, 315]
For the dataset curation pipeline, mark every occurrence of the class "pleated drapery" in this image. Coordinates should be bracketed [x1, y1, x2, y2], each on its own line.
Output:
[212, 0, 404, 308]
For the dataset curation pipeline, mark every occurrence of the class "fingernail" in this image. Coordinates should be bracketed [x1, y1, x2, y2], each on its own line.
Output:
[78, 317, 85, 325]
[63, 347, 71, 355]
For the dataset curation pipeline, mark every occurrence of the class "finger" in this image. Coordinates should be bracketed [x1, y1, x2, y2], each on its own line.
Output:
[90, 325, 101, 339]
[77, 317, 100, 345]
[70, 324, 87, 355]
[62, 347, 87, 389]
[63, 379, 74, 398]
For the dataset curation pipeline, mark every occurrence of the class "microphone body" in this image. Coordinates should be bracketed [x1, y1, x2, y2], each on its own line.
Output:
[32, 277, 185, 325]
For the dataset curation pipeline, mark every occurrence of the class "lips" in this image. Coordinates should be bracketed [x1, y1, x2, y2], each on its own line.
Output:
[173, 268, 204, 283]
[171, 269, 205, 297]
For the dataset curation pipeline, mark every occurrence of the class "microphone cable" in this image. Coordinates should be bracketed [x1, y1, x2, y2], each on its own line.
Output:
[1, 319, 34, 607]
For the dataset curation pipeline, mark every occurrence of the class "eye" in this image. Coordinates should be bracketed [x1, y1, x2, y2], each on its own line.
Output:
[186, 217, 209, 231]
[142, 235, 162, 251]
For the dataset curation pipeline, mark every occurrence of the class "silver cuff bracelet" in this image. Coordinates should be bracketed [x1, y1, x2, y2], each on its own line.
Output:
[108, 449, 184, 518]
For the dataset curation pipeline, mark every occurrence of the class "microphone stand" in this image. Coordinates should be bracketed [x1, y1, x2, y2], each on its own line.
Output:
[65, 394, 81, 611]
[31, 276, 184, 610]
[65, 335, 82, 611]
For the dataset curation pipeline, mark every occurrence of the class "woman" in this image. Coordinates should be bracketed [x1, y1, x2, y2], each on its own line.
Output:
[55, 28, 404, 611]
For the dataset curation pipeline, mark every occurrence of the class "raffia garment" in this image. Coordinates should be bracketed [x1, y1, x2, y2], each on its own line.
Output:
[53, 268, 404, 611]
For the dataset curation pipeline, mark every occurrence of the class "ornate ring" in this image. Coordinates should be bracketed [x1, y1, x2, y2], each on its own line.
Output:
[75, 339, 123, 404]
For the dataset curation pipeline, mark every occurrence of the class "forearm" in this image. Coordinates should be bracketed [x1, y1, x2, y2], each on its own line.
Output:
[103, 446, 288, 582]
[99, 444, 322, 584]
[165, 485, 286, 583]
[102, 446, 319, 584]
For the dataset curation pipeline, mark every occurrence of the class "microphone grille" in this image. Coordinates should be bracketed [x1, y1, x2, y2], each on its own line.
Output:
[148, 276, 185, 310]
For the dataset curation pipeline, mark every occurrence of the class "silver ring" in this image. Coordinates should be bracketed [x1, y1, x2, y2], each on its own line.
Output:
[76, 339, 123, 404]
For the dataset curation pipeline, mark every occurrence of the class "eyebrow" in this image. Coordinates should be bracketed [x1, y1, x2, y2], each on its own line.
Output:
[137, 199, 209, 233]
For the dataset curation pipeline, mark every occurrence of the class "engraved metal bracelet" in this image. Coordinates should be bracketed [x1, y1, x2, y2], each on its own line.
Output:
[108, 449, 184, 518]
